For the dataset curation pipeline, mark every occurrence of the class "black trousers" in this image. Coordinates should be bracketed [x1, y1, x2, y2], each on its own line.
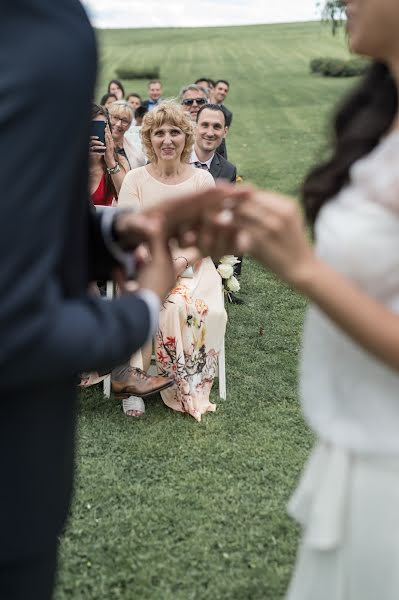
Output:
[0, 546, 57, 600]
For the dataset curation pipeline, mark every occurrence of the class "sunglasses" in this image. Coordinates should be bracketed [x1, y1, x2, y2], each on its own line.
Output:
[181, 98, 208, 107]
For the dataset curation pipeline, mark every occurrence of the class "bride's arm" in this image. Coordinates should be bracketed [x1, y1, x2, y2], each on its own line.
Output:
[237, 189, 399, 372]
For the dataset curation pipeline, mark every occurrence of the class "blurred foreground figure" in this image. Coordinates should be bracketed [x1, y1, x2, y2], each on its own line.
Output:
[0, 2, 240, 598]
[236, 0, 399, 597]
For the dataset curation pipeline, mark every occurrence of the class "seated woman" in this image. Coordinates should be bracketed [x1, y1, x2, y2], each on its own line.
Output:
[107, 79, 125, 100]
[108, 101, 146, 172]
[118, 101, 227, 421]
[90, 103, 129, 206]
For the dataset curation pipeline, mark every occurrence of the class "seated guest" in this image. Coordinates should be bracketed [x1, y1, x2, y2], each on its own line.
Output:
[126, 92, 142, 131]
[142, 79, 163, 112]
[126, 105, 148, 151]
[127, 92, 142, 113]
[118, 101, 227, 421]
[179, 84, 208, 122]
[108, 101, 146, 172]
[191, 103, 244, 304]
[135, 105, 148, 126]
[210, 79, 232, 159]
[107, 79, 125, 100]
[100, 93, 117, 110]
[90, 104, 127, 205]
[195, 78, 215, 94]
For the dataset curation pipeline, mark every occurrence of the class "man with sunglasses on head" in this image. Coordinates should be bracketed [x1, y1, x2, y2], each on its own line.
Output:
[179, 84, 208, 122]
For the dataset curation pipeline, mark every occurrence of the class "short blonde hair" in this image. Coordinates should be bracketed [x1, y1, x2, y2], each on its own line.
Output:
[140, 100, 194, 163]
[108, 100, 134, 125]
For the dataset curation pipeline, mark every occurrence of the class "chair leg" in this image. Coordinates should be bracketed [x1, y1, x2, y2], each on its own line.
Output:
[103, 281, 114, 398]
[218, 340, 227, 400]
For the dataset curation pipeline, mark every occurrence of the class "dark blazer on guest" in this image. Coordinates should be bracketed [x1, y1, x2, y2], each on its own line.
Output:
[216, 105, 233, 159]
[209, 153, 242, 276]
[209, 152, 237, 183]
[1, 0, 153, 564]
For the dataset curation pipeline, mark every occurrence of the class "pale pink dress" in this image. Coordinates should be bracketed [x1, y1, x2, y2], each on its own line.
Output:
[118, 166, 227, 421]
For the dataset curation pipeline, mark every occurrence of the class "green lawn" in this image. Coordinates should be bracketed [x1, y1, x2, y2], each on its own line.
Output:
[56, 21, 355, 599]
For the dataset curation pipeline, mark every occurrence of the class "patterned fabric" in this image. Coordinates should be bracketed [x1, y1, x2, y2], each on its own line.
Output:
[155, 258, 226, 421]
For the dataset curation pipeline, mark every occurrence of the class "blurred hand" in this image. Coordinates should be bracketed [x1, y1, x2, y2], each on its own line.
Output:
[135, 214, 175, 301]
[236, 189, 317, 287]
[104, 125, 117, 168]
[113, 183, 247, 250]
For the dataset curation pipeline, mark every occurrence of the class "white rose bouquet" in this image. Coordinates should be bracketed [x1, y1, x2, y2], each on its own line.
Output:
[217, 255, 241, 302]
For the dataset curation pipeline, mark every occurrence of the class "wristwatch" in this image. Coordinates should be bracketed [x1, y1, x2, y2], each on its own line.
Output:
[106, 162, 121, 175]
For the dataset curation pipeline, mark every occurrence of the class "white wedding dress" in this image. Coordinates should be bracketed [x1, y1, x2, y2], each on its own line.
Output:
[287, 131, 399, 600]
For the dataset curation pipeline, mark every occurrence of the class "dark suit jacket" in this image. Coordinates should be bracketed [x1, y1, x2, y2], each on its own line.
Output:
[216, 105, 233, 159]
[142, 99, 161, 111]
[1, 0, 153, 562]
[209, 153, 242, 275]
[209, 153, 237, 183]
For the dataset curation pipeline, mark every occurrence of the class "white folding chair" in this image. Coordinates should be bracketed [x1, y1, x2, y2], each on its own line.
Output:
[217, 339, 227, 400]
[103, 280, 114, 398]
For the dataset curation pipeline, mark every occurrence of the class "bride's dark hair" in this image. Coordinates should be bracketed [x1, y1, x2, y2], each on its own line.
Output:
[302, 61, 398, 225]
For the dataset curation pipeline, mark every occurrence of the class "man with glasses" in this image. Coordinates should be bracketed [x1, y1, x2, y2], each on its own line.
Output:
[179, 84, 208, 122]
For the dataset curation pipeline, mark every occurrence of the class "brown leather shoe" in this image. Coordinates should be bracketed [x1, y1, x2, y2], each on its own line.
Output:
[111, 366, 174, 399]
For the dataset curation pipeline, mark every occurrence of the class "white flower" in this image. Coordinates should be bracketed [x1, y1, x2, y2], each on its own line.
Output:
[217, 263, 234, 279]
[226, 276, 240, 292]
[219, 255, 241, 266]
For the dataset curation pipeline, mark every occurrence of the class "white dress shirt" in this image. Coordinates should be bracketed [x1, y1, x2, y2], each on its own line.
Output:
[190, 149, 214, 170]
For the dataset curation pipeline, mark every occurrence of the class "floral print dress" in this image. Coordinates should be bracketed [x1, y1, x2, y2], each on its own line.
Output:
[156, 257, 226, 421]
[118, 166, 227, 421]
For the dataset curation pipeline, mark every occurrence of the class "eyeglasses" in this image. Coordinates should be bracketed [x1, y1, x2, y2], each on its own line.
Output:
[181, 98, 208, 107]
[110, 115, 130, 127]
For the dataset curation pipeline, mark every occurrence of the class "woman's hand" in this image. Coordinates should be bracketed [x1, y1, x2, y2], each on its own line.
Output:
[89, 135, 105, 159]
[236, 189, 318, 289]
[104, 124, 117, 169]
[172, 246, 201, 277]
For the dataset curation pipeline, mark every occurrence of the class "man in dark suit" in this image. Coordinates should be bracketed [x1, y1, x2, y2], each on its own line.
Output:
[210, 80, 233, 160]
[191, 104, 244, 304]
[142, 79, 163, 112]
[0, 3, 240, 598]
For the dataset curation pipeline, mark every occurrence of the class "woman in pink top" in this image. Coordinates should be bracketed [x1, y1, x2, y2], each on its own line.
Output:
[119, 102, 227, 420]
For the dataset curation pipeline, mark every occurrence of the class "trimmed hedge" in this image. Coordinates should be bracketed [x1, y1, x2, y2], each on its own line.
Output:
[115, 66, 160, 80]
[310, 56, 370, 77]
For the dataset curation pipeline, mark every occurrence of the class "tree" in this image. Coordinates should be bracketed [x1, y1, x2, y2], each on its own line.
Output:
[318, 0, 346, 35]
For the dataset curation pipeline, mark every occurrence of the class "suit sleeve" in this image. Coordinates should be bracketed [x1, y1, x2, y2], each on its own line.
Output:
[0, 154, 153, 389]
[0, 53, 152, 390]
[230, 165, 237, 183]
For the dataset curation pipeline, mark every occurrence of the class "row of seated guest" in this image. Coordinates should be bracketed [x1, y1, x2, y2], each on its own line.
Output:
[90, 104, 128, 206]
[118, 101, 227, 421]
[90, 102, 146, 206]
[106, 79, 163, 113]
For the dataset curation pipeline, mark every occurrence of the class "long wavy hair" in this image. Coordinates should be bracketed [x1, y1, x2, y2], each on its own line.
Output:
[302, 61, 398, 225]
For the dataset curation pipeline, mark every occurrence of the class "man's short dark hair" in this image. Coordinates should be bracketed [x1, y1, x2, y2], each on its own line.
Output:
[196, 103, 226, 125]
[215, 79, 230, 88]
[127, 92, 142, 102]
[135, 105, 148, 120]
[195, 78, 216, 90]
